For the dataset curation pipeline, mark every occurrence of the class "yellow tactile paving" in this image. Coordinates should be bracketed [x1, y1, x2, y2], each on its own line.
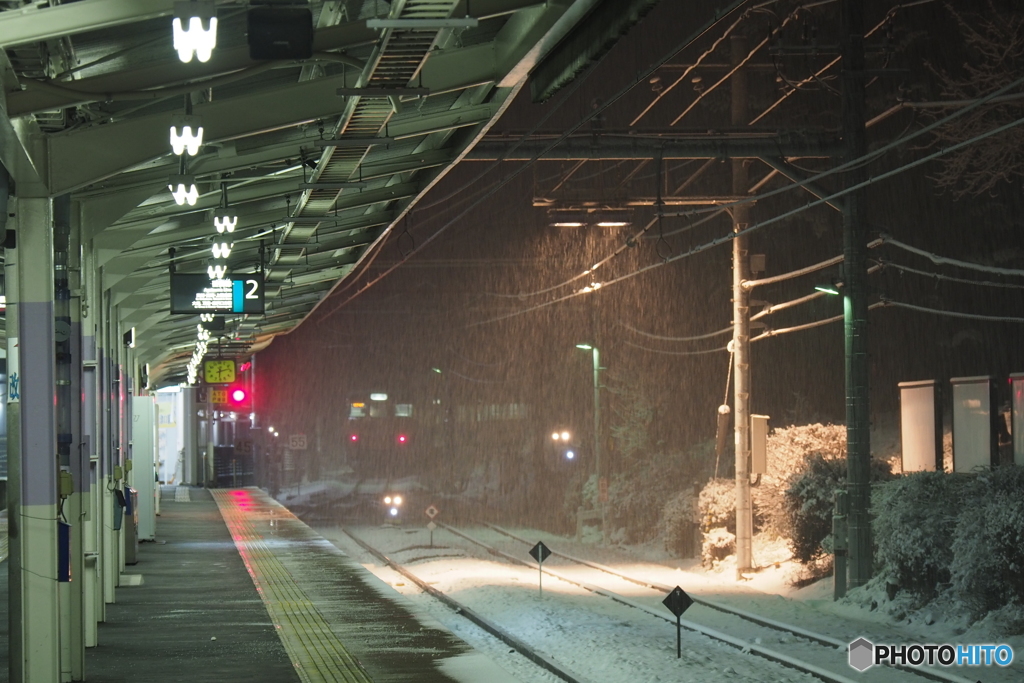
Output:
[211, 489, 373, 683]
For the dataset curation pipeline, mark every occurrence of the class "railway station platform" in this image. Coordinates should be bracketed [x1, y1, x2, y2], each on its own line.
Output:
[1, 488, 518, 683]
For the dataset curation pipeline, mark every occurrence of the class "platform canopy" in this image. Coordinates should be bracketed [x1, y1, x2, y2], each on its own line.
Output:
[0, 0, 640, 385]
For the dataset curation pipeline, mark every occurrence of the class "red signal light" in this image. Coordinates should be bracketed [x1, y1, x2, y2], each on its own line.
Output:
[350, 434, 359, 442]
[397, 434, 407, 444]
[229, 388, 247, 404]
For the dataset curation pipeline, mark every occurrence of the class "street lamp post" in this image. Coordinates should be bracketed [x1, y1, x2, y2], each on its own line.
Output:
[576, 344, 602, 535]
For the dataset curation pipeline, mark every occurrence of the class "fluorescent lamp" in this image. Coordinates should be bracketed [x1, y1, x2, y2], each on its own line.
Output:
[213, 209, 237, 233]
[211, 242, 232, 259]
[336, 87, 429, 97]
[168, 175, 198, 206]
[207, 264, 227, 280]
[596, 221, 629, 228]
[169, 114, 203, 156]
[299, 182, 367, 190]
[172, 1, 217, 63]
[366, 18, 478, 29]
[314, 137, 394, 148]
[551, 221, 585, 228]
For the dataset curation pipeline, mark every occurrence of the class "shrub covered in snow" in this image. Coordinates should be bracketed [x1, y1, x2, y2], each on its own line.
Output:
[698, 478, 737, 532]
[662, 490, 699, 556]
[783, 454, 893, 563]
[703, 527, 736, 566]
[949, 467, 1024, 619]
[872, 471, 971, 599]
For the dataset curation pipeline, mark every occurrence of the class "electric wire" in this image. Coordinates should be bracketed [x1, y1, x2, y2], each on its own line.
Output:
[879, 259, 1024, 289]
[751, 302, 887, 340]
[879, 233, 1024, 277]
[880, 299, 1024, 323]
[617, 321, 732, 342]
[314, 0, 752, 320]
[469, 105, 1024, 326]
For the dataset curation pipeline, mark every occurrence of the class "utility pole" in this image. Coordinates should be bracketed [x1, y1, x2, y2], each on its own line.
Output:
[840, 0, 872, 588]
[731, 34, 753, 577]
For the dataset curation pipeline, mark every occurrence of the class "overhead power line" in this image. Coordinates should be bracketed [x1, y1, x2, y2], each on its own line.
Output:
[881, 299, 1024, 323]
[879, 259, 1024, 289]
[878, 234, 1024, 278]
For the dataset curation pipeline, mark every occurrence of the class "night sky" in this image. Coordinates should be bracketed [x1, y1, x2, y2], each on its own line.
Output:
[256, 0, 1024, 469]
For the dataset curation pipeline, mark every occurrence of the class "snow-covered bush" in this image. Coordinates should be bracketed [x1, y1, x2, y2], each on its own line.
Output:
[949, 467, 1024, 619]
[872, 471, 970, 599]
[703, 527, 735, 567]
[698, 478, 736, 531]
[663, 490, 699, 557]
[784, 454, 893, 563]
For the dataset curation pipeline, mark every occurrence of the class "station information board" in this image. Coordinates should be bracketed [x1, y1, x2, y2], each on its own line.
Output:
[170, 274, 265, 314]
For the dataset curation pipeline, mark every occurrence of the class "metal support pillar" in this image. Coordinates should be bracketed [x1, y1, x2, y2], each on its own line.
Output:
[5, 199, 23, 683]
[841, 0, 873, 589]
[63, 198, 86, 679]
[731, 35, 753, 576]
[80, 240, 101, 646]
[12, 195, 60, 683]
[100, 291, 117, 604]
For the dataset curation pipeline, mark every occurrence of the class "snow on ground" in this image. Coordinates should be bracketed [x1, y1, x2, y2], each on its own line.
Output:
[314, 522, 1024, 683]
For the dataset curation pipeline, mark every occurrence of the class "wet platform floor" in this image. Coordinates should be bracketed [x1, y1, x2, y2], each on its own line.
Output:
[2, 488, 515, 683]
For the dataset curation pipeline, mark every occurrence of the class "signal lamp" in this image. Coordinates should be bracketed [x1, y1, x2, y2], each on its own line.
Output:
[397, 434, 408, 444]
[349, 434, 359, 442]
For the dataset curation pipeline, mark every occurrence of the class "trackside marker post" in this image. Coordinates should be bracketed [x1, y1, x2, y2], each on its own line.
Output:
[529, 541, 551, 597]
[662, 586, 694, 659]
[425, 505, 439, 547]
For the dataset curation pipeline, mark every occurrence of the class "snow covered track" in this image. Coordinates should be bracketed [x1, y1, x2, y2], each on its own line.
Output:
[441, 523, 977, 683]
[340, 526, 590, 683]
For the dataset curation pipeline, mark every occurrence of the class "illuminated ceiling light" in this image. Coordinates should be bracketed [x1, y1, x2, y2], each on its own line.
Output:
[172, 1, 218, 63]
[200, 313, 214, 322]
[207, 264, 227, 280]
[596, 221, 629, 228]
[366, 17, 478, 29]
[169, 114, 204, 155]
[168, 175, 198, 206]
[551, 221, 585, 228]
[213, 212, 237, 234]
[211, 242, 232, 259]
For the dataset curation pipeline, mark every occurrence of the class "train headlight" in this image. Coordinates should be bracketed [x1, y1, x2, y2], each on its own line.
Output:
[393, 495, 402, 506]
[384, 496, 392, 504]
[389, 507, 399, 516]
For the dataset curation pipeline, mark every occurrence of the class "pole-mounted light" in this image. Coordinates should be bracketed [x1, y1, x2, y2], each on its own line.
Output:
[172, 1, 218, 63]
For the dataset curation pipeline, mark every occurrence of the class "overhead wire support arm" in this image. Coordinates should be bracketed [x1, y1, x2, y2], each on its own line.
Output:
[742, 238, 883, 290]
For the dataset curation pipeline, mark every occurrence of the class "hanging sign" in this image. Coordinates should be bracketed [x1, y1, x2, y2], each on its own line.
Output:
[170, 273, 265, 314]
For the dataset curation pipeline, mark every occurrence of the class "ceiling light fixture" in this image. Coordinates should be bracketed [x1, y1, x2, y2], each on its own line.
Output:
[168, 175, 199, 206]
[173, 1, 218, 63]
[211, 242, 232, 259]
[207, 264, 227, 280]
[169, 114, 203, 156]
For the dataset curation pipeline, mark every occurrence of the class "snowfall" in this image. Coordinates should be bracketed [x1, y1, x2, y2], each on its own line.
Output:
[304, 515, 1022, 683]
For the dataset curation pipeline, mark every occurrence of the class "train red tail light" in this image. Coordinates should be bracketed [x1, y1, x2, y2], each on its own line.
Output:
[349, 434, 359, 442]
[397, 434, 408, 444]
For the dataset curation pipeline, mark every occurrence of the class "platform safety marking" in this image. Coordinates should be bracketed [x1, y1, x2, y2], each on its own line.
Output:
[174, 487, 191, 503]
[211, 490, 373, 683]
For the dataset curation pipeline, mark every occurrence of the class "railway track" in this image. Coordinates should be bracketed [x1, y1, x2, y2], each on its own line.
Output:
[335, 523, 982, 683]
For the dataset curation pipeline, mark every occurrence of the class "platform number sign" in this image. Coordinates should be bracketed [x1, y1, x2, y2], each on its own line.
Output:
[529, 541, 552, 597]
[663, 586, 694, 659]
